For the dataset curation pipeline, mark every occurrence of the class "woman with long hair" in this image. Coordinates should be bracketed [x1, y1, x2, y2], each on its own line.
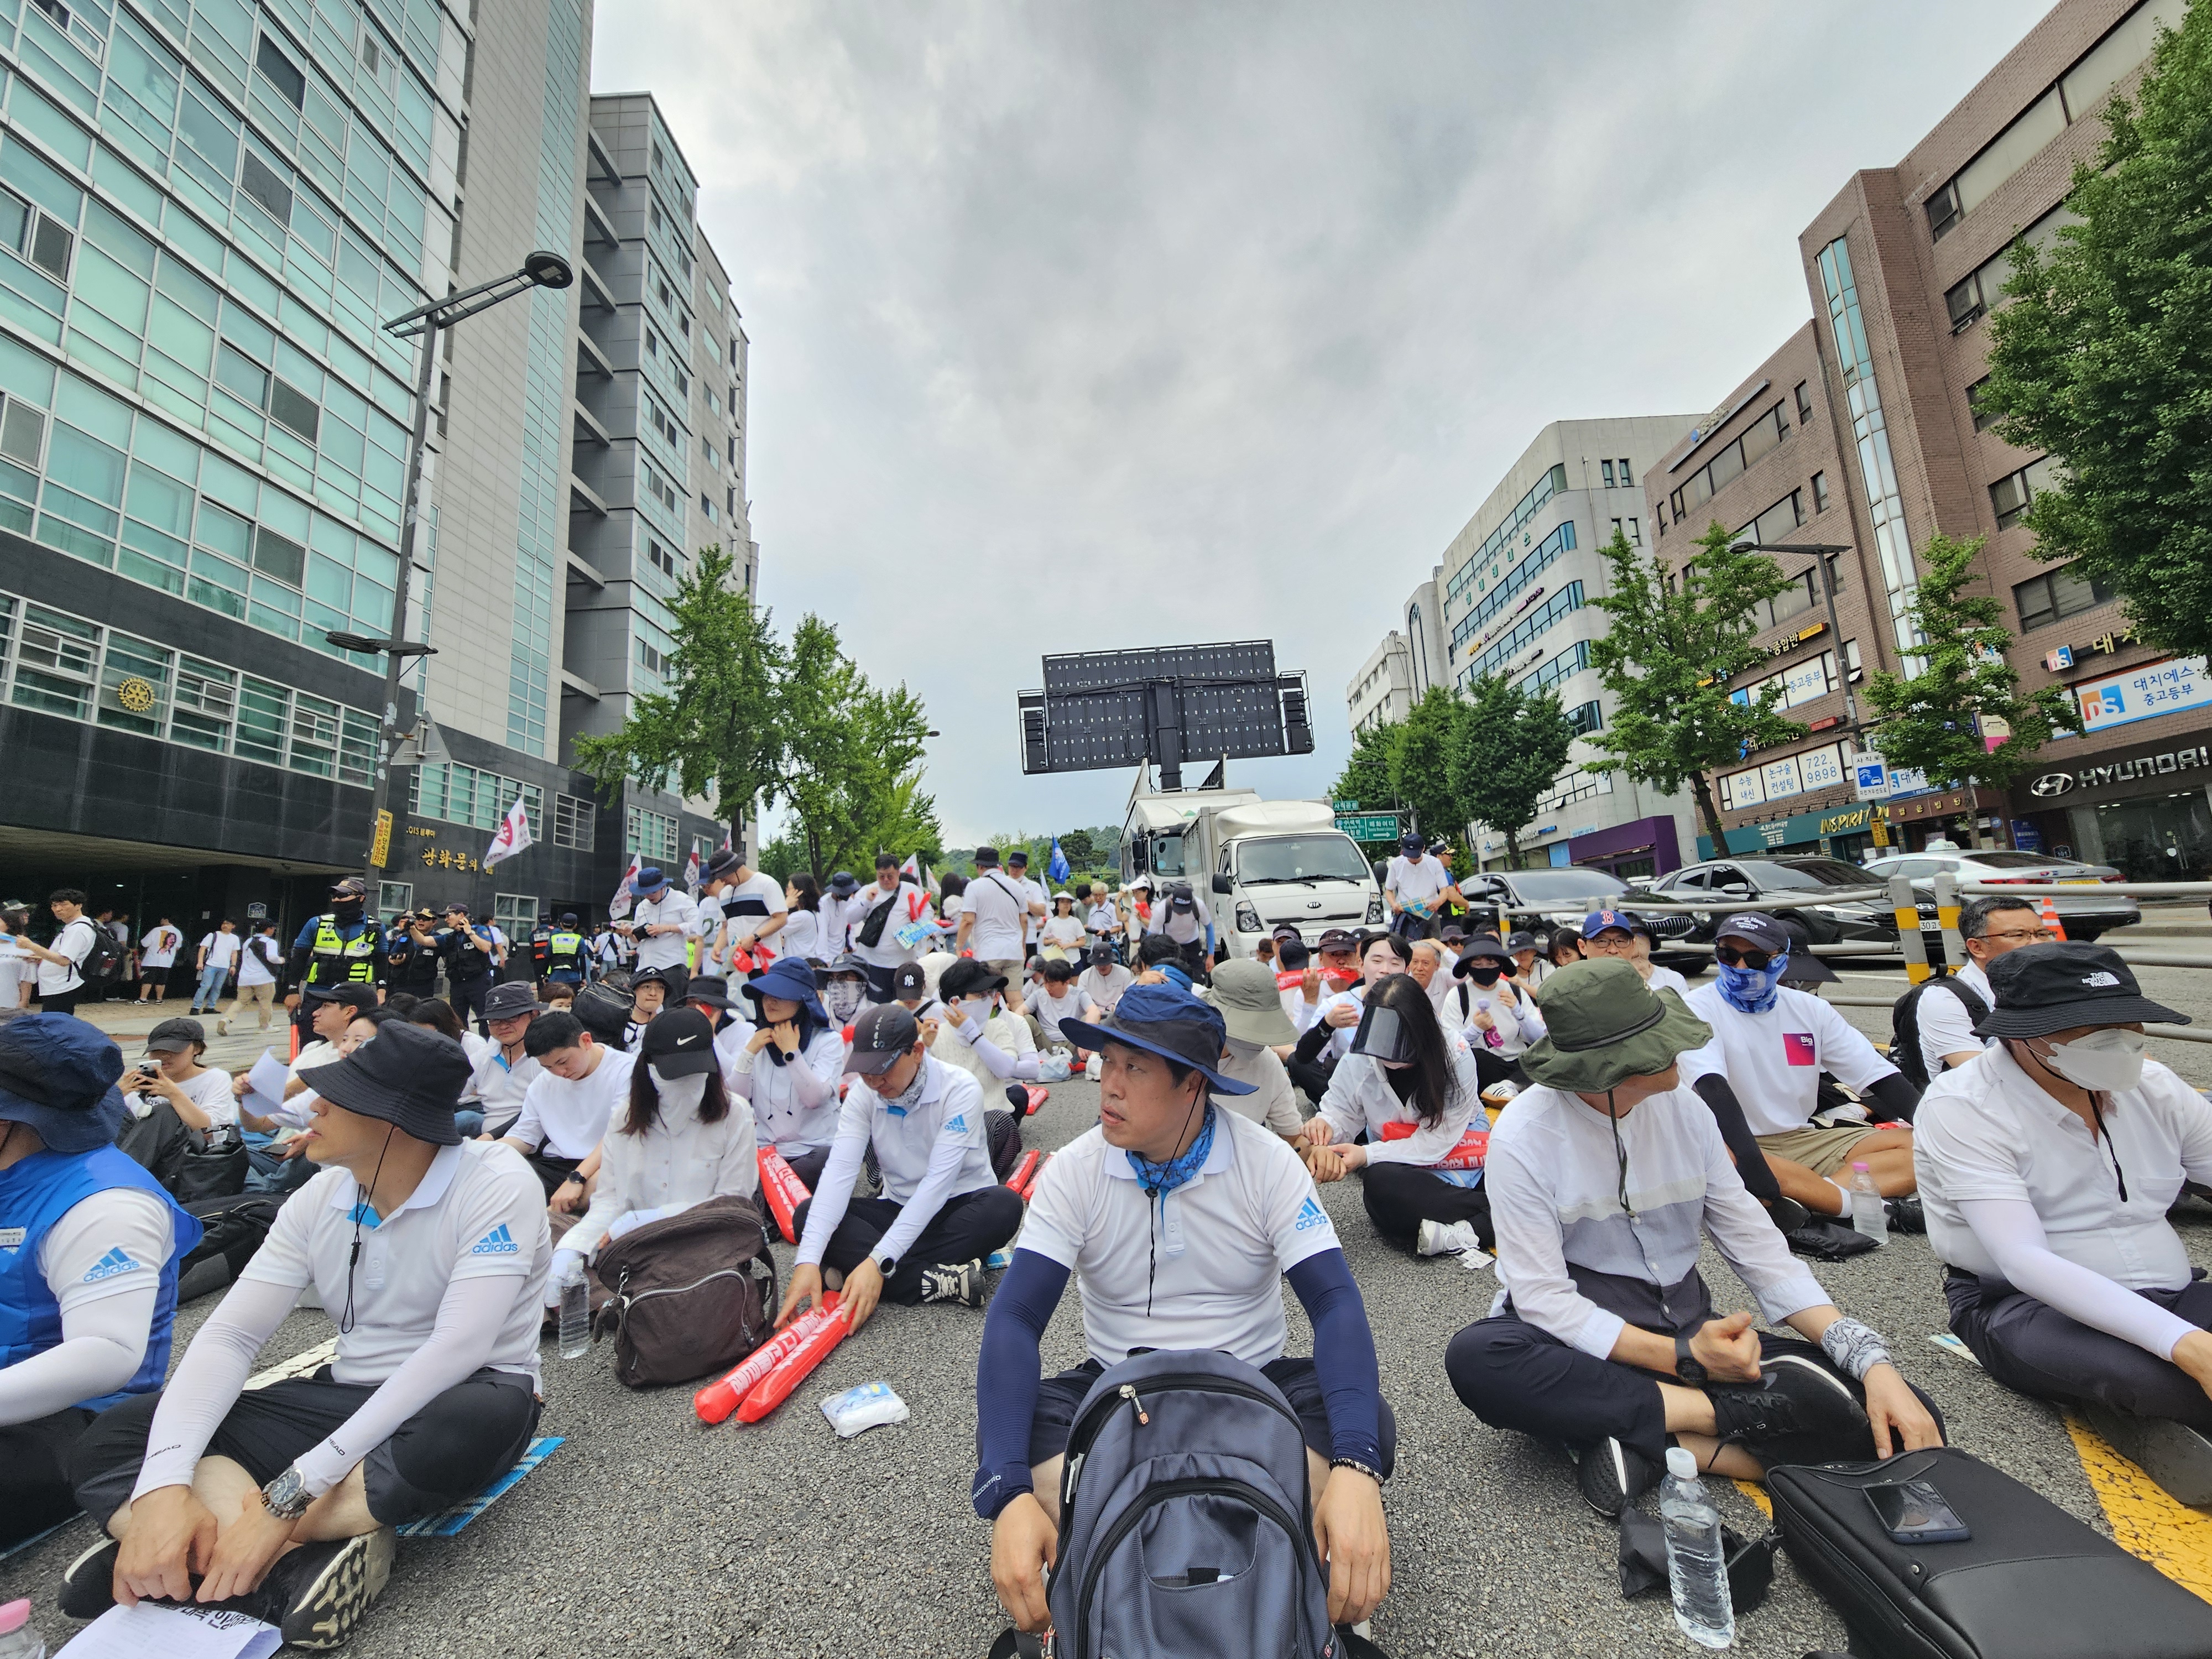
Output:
[551, 1008, 759, 1278]
[1303, 973, 1489, 1258]
[779, 872, 826, 962]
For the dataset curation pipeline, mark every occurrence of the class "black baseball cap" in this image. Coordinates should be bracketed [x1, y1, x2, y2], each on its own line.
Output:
[306, 984, 379, 1013]
[1276, 937, 1311, 969]
[846, 1003, 919, 1076]
[892, 962, 928, 999]
[639, 1006, 719, 1076]
[1316, 928, 1358, 954]
[1505, 930, 1542, 953]
[1975, 941, 2187, 1039]
[144, 1016, 205, 1053]
[1711, 911, 1790, 954]
[941, 959, 1008, 1000]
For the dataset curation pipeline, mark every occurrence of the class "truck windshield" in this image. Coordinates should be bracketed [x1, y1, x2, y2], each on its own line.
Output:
[1150, 833, 1185, 878]
[1236, 835, 1371, 885]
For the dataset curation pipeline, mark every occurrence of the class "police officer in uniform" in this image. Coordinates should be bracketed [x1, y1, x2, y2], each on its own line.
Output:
[286, 878, 383, 1036]
[543, 914, 587, 987]
[388, 909, 442, 1001]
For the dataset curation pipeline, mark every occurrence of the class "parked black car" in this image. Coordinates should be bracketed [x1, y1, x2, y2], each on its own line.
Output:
[1637, 855, 1895, 947]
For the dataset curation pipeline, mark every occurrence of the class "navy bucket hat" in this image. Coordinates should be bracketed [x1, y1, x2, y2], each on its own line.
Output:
[741, 956, 829, 1027]
[1060, 982, 1254, 1095]
[0, 1014, 127, 1155]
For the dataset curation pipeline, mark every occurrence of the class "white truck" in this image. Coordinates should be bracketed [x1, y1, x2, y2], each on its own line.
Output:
[1121, 778, 1385, 960]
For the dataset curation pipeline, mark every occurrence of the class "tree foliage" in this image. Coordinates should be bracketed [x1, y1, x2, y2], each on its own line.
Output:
[1448, 672, 1577, 867]
[1329, 722, 1401, 816]
[573, 546, 940, 880]
[1584, 524, 1806, 849]
[1980, 2, 2212, 658]
[1861, 533, 2081, 837]
[1390, 686, 1465, 848]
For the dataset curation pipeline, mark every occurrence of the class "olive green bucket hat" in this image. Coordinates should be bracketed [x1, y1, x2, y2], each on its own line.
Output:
[1521, 958, 1713, 1093]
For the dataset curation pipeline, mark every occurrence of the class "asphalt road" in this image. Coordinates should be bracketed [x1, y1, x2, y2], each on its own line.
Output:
[8, 970, 2212, 1656]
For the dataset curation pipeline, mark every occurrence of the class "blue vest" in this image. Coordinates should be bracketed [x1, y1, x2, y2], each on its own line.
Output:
[1, 1145, 203, 1411]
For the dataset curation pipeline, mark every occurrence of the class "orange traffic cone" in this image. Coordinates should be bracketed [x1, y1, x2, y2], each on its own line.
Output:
[2040, 895, 2067, 942]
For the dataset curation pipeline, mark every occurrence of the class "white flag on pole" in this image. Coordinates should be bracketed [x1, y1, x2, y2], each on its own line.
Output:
[483, 796, 534, 868]
[608, 854, 642, 921]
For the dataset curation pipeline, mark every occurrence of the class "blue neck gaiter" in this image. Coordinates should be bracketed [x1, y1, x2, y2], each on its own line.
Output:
[1128, 1102, 1217, 1198]
[1717, 956, 1788, 1015]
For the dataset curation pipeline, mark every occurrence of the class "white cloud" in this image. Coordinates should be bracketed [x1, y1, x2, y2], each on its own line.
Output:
[594, 1, 2047, 844]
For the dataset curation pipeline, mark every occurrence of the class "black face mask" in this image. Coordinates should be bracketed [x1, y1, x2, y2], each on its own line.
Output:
[331, 898, 364, 924]
[1465, 964, 1503, 987]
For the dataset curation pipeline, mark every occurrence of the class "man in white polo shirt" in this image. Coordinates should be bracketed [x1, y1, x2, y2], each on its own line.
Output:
[503, 1008, 635, 1204]
[957, 847, 1039, 988]
[848, 853, 935, 1005]
[1897, 896, 2051, 1088]
[621, 867, 697, 984]
[975, 984, 1393, 1637]
[778, 1004, 1025, 1325]
[66, 1022, 549, 1650]
[1384, 833, 1457, 940]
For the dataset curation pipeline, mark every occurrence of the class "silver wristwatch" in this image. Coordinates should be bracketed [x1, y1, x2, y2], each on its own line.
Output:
[260, 1465, 311, 1520]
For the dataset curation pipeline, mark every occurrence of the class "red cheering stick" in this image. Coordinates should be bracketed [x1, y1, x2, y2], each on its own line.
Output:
[1275, 969, 1305, 990]
[758, 1148, 811, 1244]
[1004, 1149, 1040, 1195]
[1024, 1086, 1050, 1115]
[735, 1302, 851, 1422]
[693, 1293, 841, 1423]
[1014, 1151, 1051, 1199]
[1379, 1120, 1489, 1170]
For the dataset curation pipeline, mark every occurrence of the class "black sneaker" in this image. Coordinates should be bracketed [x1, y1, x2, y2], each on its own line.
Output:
[919, 1259, 985, 1307]
[1710, 1352, 1866, 1467]
[259, 1527, 395, 1650]
[1783, 1217, 1879, 1260]
[1574, 1436, 1657, 1519]
[58, 1538, 119, 1619]
[1765, 1196, 1811, 1233]
[1885, 1195, 1927, 1234]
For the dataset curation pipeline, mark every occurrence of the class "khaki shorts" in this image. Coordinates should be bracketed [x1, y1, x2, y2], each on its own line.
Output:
[1757, 1122, 1885, 1177]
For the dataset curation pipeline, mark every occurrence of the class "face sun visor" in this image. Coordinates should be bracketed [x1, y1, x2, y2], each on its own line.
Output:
[1349, 1001, 1418, 1065]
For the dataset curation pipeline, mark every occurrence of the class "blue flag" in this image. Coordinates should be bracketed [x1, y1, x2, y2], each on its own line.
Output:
[1047, 838, 1071, 884]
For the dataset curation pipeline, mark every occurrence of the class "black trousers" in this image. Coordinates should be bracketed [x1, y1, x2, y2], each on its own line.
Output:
[448, 973, 492, 1032]
[1285, 1056, 1336, 1105]
[73, 1368, 539, 1529]
[1470, 1048, 1527, 1093]
[789, 1185, 1026, 1302]
[2, 1406, 96, 1547]
[1946, 1271, 2212, 1431]
[1445, 1313, 1944, 1468]
[40, 986, 84, 1016]
[1358, 1162, 1492, 1253]
[781, 1144, 833, 1192]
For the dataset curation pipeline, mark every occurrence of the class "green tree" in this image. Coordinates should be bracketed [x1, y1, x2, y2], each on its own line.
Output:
[776, 615, 937, 878]
[1449, 672, 1577, 868]
[1980, 3, 2212, 657]
[1388, 686, 1463, 847]
[1862, 533, 2082, 844]
[1059, 827, 1097, 868]
[1329, 722, 1401, 817]
[1585, 524, 1806, 851]
[571, 545, 782, 832]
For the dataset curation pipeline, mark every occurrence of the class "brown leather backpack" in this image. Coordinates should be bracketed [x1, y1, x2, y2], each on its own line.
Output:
[589, 1193, 778, 1389]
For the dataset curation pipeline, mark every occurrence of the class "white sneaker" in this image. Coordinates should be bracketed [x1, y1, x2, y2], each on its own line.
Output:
[1417, 1219, 1483, 1258]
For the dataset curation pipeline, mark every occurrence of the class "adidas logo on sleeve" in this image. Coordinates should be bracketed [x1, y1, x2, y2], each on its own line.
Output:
[1293, 1197, 1329, 1233]
[82, 1246, 143, 1282]
[943, 1113, 969, 1136]
[469, 1223, 520, 1256]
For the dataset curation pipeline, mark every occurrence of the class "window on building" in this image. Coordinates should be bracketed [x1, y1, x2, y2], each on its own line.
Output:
[1617, 458, 1632, 486]
[1626, 517, 1641, 546]
[645, 537, 677, 578]
[1812, 470, 1831, 512]
[1668, 403, 1788, 521]
[554, 792, 596, 850]
[1610, 517, 1623, 541]
[2013, 563, 2112, 630]
[1991, 455, 2060, 529]
[625, 805, 677, 863]
[1733, 488, 1806, 552]
[493, 894, 538, 939]
[1794, 381, 1813, 422]
[255, 36, 306, 108]
[1565, 699, 1603, 737]
[1600, 460, 1615, 488]
[636, 636, 665, 675]
[377, 881, 412, 921]
[1966, 377, 1998, 432]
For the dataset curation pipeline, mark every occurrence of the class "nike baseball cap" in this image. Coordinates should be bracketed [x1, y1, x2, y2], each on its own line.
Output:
[638, 1006, 719, 1077]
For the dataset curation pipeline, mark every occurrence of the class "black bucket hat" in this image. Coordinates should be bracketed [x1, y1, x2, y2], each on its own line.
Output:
[1974, 941, 2188, 1039]
[297, 1020, 470, 1146]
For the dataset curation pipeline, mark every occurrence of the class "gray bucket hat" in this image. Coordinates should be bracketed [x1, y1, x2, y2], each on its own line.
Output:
[1520, 958, 1713, 1093]
[1199, 957, 1298, 1046]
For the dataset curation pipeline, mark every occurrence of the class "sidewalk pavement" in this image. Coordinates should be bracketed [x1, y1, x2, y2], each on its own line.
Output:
[55, 992, 296, 1074]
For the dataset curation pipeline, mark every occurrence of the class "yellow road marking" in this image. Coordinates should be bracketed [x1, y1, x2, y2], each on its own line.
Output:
[2065, 1411, 2212, 1603]
[1734, 1478, 1772, 1519]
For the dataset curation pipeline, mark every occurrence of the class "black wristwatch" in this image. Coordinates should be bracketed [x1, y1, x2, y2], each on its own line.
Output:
[1673, 1329, 1707, 1386]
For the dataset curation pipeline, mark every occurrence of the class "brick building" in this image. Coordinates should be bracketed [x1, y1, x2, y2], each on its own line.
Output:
[1647, 0, 2204, 878]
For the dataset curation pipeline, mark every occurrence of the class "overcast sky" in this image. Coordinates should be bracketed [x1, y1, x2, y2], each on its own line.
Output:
[592, 1, 2048, 848]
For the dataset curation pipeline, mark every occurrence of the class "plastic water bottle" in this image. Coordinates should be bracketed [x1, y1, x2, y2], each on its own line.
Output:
[1849, 1161, 1886, 1245]
[1660, 1448, 1734, 1648]
[557, 1261, 591, 1360]
[0, 1598, 45, 1659]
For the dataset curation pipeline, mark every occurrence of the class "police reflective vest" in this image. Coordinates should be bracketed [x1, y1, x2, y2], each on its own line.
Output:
[545, 931, 585, 977]
[306, 914, 379, 985]
[0, 1146, 201, 1410]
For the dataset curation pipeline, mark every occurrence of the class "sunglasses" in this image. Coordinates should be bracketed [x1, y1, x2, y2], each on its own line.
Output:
[1713, 943, 1777, 970]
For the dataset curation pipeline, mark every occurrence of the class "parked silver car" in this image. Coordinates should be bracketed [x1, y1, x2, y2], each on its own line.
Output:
[1860, 850, 2140, 943]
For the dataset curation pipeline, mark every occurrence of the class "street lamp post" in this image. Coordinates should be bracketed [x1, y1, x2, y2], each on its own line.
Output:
[1743, 540, 1863, 752]
[330, 252, 575, 910]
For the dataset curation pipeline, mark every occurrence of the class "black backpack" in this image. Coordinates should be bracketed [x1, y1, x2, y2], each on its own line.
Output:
[76, 922, 124, 989]
[175, 1193, 283, 1302]
[1890, 975, 1988, 1090]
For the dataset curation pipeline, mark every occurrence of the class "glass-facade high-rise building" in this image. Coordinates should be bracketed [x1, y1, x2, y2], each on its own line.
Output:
[0, 0, 733, 939]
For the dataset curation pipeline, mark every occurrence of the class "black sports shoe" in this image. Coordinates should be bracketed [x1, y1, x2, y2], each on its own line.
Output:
[919, 1259, 985, 1307]
[1885, 1195, 1927, 1234]
[1783, 1217, 1879, 1260]
[259, 1527, 394, 1650]
[1710, 1352, 1867, 1468]
[58, 1537, 119, 1619]
[1765, 1196, 1811, 1233]
[1574, 1436, 1658, 1519]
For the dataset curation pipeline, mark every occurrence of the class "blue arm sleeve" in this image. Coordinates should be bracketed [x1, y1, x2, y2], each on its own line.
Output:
[972, 1248, 1071, 1520]
[1285, 1248, 1385, 1470]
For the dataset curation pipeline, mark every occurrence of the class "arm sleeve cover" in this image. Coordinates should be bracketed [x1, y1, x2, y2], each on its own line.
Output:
[1958, 1194, 2199, 1360]
[1286, 1249, 1385, 1469]
[132, 1277, 301, 1498]
[1691, 1073, 1783, 1205]
[1863, 1071, 1923, 1124]
[1292, 1018, 1335, 1068]
[971, 1249, 1071, 1520]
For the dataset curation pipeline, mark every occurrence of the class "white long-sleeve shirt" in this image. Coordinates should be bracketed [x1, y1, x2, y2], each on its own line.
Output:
[726, 1026, 844, 1156]
[563, 1083, 760, 1260]
[1486, 1082, 1827, 1358]
[795, 1057, 994, 1270]
[1316, 1036, 1483, 1166]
